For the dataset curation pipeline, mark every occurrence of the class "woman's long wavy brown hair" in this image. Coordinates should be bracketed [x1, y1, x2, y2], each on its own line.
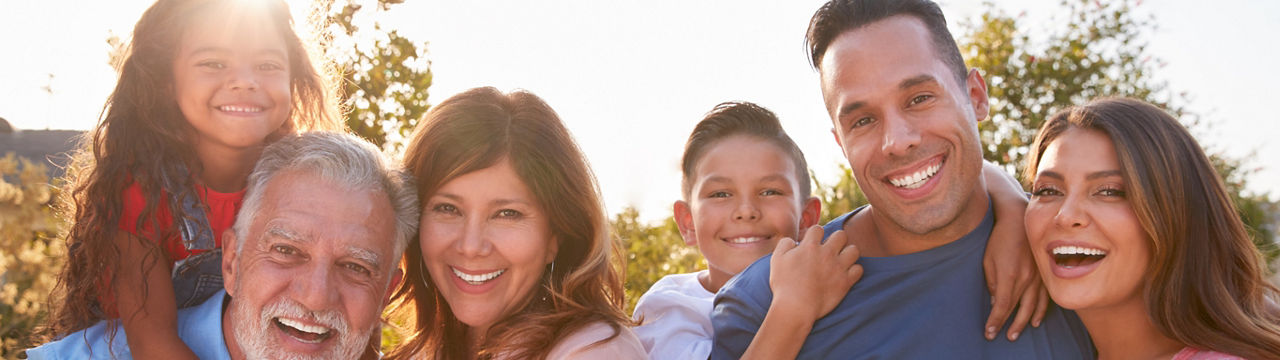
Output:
[389, 87, 633, 359]
[44, 0, 340, 339]
[1026, 98, 1280, 359]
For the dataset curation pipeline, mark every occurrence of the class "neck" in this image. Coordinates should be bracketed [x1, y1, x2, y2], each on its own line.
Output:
[223, 301, 245, 360]
[465, 326, 485, 359]
[701, 268, 729, 293]
[1078, 298, 1184, 360]
[850, 184, 990, 257]
[193, 140, 263, 193]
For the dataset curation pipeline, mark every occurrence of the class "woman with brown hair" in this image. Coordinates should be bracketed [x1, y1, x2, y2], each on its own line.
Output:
[388, 87, 644, 359]
[1023, 97, 1280, 359]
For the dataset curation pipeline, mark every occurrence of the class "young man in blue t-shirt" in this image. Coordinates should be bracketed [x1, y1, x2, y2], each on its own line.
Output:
[710, 0, 1096, 358]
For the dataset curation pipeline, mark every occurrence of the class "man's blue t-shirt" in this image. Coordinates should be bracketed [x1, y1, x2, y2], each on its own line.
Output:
[710, 205, 1094, 359]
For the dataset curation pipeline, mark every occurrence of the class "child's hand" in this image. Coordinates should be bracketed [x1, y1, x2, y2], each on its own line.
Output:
[769, 226, 863, 322]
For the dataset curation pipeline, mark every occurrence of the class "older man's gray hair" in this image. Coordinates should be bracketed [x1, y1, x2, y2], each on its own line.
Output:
[232, 132, 419, 260]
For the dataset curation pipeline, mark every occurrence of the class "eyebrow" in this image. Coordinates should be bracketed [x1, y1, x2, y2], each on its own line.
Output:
[434, 192, 533, 207]
[347, 246, 382, 269]
[265, 224, 306, 243]
[701, 174, 792, 186]
[186, 47, 287, 59]
[1035, 170, 1124, 181]
[835, 74, 939, 120]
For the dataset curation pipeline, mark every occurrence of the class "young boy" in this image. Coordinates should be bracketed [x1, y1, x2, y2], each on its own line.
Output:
[632, 102, 863, 359]
[631, 101, 1044, 359]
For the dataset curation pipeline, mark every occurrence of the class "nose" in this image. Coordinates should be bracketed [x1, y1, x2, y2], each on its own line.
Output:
[227, 65, 259, 91]
[1053, 194, 1090, 229]
[880, 111, 920, 157]
[292, 262, 339, 312]
[454, 218, 493, 257]
[732, 197, 760, 222]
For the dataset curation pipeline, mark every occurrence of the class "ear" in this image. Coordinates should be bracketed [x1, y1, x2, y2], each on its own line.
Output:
[831, 127, 844, 150]
[221, 228, 238, 296]
[544, 236, 559, 265]
[673, 200, 697, 247]
[384, 268, 404, 306]
[965, 69, 990, 123]
[800, 196, 822, 229]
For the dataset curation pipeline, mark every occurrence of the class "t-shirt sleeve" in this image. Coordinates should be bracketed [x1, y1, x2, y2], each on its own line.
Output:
[710, 255, 774, 360]
[632, 281, 713, 359]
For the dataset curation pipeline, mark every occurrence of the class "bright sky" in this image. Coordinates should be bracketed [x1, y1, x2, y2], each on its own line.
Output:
[3, 0, 1277, 222]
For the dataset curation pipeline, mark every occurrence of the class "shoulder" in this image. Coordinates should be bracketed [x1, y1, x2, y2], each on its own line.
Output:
[1172, 347, 1246, 360]
[719, 255, 772, 296]
[25, 319, 132, 359]
[635, 271, 713, 312]
[548, 321, 646, 360]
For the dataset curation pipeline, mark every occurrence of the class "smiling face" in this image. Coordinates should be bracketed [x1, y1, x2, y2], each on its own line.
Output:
[221, 170, 400, 359]
[676, 135, 819, 290]
[419, 158, 558, 340]
[172, 9, 292, 154]
[1025, 127, 1151, 313]
[820, 15, 989, 240]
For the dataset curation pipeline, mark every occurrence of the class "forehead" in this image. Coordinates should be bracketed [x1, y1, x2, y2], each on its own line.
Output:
[178, 4, 288, 55]
[819, 16, 953, 106]
[252, 171, 397, 258]
[434, 159, 542, 207]
[693, 135, 800, 184]
[1038, 128, 1120, 173]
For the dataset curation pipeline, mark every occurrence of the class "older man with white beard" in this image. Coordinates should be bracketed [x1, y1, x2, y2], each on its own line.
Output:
[27, 132, 419, 360]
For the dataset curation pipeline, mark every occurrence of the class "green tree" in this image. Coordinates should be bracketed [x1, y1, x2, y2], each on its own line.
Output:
[614, 207, 704, 313]
[321, 0, 433, 151]
[813, 166, 867, 224]
[960, 0, 1277, 261]
[0, 154, 66, 357]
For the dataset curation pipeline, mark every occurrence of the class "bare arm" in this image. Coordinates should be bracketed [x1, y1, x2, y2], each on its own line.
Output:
[741, 227, 863, 359]
[980, 162, 1048, 341]
[112, 231, 199, 359]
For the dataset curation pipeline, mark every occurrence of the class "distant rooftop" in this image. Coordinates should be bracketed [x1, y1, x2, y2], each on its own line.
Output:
[0, 119, 83, 179]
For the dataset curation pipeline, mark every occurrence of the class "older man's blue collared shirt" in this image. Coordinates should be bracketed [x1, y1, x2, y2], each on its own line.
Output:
[25, 290, 232, 360]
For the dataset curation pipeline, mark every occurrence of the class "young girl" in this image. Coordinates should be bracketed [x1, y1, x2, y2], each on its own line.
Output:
[45, 0, 340, 358]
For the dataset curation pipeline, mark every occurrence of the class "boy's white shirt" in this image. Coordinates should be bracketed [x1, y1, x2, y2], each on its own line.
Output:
[631, 270, 716, 360]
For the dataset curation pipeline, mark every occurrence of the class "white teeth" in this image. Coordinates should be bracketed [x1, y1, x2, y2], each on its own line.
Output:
[726, 237, 765, 244]
[277, 317, 330, 335]
[889, 163, 941, 189]
[452, 267, 505, 285]
[218, 105, 263, 113]
[1051, 246, 1107, 256]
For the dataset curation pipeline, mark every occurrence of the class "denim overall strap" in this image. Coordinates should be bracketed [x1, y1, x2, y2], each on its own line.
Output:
[161, 164, 224, 308]
[161, 164, 216, 251]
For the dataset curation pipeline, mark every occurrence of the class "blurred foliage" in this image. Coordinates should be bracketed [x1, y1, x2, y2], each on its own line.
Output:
[961, 0, 1277, 263]
[615, 207, 704, 314]
[0, 154, 66, 357]
[321, 0, 433, 152]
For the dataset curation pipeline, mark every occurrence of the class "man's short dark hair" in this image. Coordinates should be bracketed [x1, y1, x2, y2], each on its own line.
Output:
[805, 0, 967, 84]
[680, 101, 811, 200]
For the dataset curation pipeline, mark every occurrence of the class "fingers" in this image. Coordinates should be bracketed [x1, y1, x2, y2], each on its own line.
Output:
[774, 234, 798, 256]
[985, 273, 1016, 341]
[838, 243, 860, 266]
[1032, 281, 1049, 328]
[1005, 282, 1040, 341]
[814, 226, 840, 247]
[847, 263, 864, 284]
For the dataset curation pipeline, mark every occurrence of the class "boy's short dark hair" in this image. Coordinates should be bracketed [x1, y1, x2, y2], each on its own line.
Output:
[805, 0, 967, 84]
[681, 101, 811, 200]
